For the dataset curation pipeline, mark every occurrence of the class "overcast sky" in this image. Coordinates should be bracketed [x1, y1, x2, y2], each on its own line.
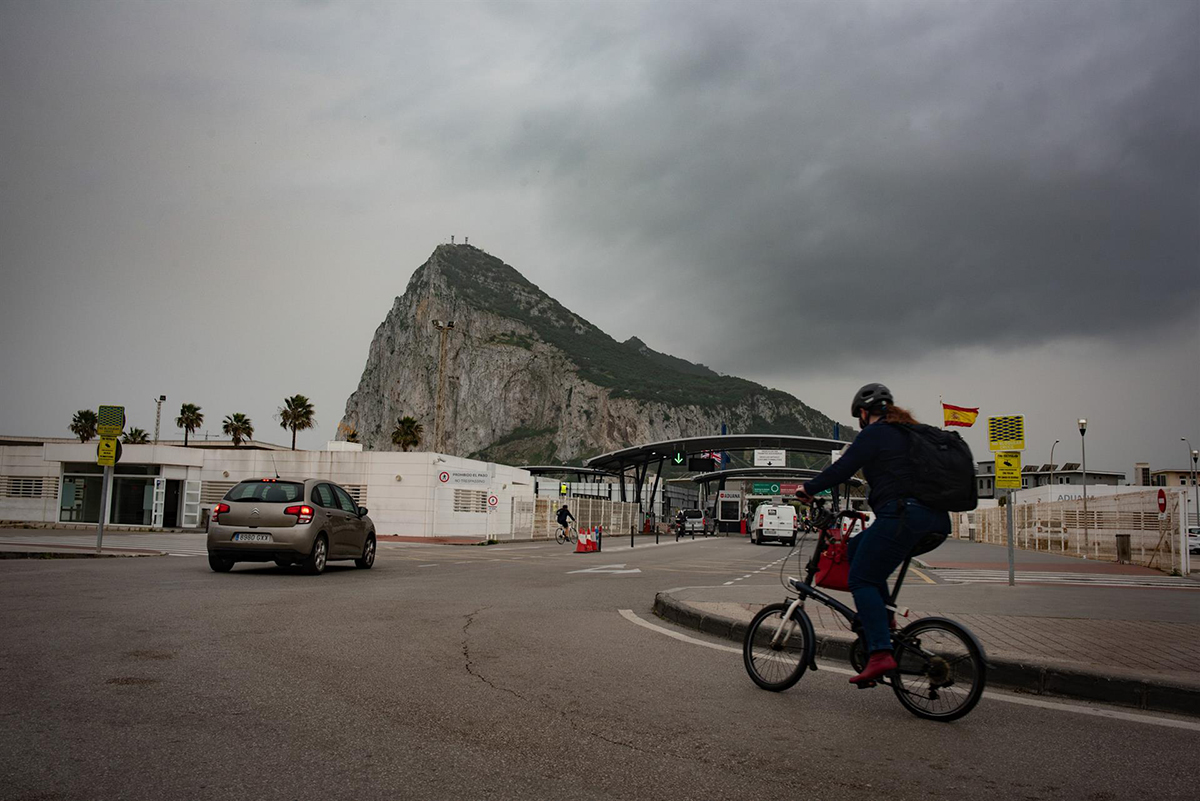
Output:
[1, 0, 1197, 473]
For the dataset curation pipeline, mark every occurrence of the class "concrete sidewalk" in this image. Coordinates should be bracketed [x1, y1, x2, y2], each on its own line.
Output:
[655, 538, 1200, 715]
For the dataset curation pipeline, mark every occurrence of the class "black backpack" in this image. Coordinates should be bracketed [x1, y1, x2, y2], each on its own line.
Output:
[893, 423, 978, 512]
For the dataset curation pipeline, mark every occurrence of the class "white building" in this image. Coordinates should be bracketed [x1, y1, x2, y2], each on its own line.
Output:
[0, 436, 540, 540]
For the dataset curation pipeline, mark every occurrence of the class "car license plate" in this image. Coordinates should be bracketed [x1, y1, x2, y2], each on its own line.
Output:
[234, 533, 272, 542]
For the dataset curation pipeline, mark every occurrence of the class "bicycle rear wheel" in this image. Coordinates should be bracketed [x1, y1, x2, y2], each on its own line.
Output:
[743, 602, 814, 692]
[555, 528, 566, 545]
[890, 617, 987, 722]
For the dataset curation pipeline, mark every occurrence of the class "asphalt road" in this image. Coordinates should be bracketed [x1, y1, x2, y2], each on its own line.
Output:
[1, 536, 1197, 801]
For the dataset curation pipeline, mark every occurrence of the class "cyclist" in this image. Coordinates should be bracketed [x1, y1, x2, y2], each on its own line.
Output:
[556, 503, 576, 538]
[795, 383, 950, 686]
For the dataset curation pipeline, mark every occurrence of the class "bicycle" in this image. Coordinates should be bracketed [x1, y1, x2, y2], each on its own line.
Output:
[555, 524, 578, 545]
[742, 500, 987, 722]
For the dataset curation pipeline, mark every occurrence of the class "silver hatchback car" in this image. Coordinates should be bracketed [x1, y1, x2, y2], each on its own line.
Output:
[206, 478, 376, 574]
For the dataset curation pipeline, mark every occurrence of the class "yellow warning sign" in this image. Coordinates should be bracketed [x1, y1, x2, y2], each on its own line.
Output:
[97, 437, 118, 466]
[987, 414, 1025, 452]
[995, 451, 1022, 489]
[97, 405, 125, 439]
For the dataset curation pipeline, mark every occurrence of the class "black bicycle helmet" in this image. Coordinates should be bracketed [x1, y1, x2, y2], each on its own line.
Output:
[850, 383, 894, 418]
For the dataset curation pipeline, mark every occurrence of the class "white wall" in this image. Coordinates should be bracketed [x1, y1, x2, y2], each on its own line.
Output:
[0, 446, 61, 524]
[0, 444, 536, 539]
[1011, 484, 1161, 505]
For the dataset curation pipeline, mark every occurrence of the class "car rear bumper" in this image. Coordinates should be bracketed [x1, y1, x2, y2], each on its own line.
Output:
[206, 524, 314, 558]
[755, 530, 794, 541]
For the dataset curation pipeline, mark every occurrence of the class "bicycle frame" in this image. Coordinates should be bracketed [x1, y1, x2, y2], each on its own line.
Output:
[769, 511, 913, 649]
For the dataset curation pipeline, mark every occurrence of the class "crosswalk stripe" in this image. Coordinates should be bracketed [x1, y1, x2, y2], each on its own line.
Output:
[934, 568, 1197, 589]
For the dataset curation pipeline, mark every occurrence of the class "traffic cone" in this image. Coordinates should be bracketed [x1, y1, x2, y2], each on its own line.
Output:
[590, 526, 600, 552]
[574, 529, 587, 553]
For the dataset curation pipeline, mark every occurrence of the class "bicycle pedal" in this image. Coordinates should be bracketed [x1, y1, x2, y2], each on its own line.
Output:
[853, 680, 877, 690]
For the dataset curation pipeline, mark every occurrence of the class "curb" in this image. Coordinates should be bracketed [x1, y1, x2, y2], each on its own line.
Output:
[652, 591, 1200, 717]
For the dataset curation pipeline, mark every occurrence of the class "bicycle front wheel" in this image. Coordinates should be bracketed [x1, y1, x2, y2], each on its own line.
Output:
[891, 617, 987, 722]
[743, 602, 815, 692]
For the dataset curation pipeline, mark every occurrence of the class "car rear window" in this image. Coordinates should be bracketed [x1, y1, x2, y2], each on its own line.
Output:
[684, 510, 703, 519]
[224, 480, 305, 503]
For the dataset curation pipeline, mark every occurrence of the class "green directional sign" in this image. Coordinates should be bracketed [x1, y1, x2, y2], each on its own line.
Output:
[673, 452, 684, 465]
[752, 482, 782, 495]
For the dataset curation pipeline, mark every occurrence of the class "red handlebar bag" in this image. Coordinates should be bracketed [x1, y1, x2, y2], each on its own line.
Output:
[814, 531, 851, 591]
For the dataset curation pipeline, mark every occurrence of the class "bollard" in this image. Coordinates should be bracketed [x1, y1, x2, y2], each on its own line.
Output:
[598, 525, 603, 553]
[631, 524, 635, 549]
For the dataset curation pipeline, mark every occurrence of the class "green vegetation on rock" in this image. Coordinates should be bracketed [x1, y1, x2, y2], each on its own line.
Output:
[430, 246, 830, 431]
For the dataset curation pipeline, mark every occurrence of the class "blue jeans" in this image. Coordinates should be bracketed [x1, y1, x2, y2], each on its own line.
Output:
[847, 499, 950, 654]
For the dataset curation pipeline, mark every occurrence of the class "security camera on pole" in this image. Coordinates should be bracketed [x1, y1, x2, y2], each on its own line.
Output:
[987, 414, 1025, 586]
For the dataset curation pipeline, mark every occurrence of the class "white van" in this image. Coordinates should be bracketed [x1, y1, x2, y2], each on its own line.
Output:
[750, 503, 798, 546]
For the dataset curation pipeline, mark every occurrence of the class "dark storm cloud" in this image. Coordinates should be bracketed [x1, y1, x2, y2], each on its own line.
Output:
[442, 0, 1199, 371]
[0, 0, 1195, 465]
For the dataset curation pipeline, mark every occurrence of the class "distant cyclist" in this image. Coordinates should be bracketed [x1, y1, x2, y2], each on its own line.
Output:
[795, 383, 950, 687]
[556, 503, 576, 536]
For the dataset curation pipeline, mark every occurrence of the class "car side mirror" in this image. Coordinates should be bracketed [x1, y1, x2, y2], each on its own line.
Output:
[358, 506, 368, 517]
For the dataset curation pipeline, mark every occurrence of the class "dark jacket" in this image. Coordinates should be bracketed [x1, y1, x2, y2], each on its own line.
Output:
[556, 507, 575, 525]
[803, 420, 913, 511]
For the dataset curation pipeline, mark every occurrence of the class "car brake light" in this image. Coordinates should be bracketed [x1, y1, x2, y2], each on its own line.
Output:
[285, 504, 314, 524]
[213, 502, 230, 522]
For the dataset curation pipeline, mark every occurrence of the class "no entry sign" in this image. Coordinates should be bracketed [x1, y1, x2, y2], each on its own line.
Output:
[1158, 488, 1167, 514]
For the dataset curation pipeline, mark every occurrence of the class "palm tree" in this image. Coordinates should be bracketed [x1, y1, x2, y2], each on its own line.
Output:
[175, 403, 204, 447]
[69, 410, 98, 442]
[277, 394, 316, 450]
[122, 427, 150, 444]
[222, 413, 254, 446]
[391, 416, 424, 452]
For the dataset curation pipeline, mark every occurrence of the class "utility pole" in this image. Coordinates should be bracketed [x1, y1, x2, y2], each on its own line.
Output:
[154, 395, 166, 444]
[1184, 439, 1198, 530]
[1078, 418, 1088, 552]
[432, 320, 455, 453]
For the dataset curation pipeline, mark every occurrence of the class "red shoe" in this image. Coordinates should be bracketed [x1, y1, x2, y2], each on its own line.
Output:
[850, 652, 897, 685]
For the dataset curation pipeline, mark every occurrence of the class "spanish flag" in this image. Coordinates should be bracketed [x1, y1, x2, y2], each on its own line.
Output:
[943, 403, 979, 428]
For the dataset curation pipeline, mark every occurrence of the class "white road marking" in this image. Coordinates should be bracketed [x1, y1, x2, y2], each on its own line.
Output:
[569, 563, 642, 575]
[418, 564, 439, 567]
[935, 569, 1199, 589]
[617, 609, 1200, 732]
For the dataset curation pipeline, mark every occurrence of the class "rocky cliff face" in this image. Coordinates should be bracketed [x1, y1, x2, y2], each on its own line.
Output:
[339, 245, 839, 463]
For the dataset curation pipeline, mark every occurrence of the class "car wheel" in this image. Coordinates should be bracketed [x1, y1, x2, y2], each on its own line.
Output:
[208, 554, 234, 573]
[302, 534, 328, 576]
[355, 536, 376, 569]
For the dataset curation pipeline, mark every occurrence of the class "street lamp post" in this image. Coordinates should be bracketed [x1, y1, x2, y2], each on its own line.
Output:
[1049, 439, 1061, 495]
[1078, 419, 1088, 552]
[1183, 439, 1198, 531]
[153, 395, 166, 444]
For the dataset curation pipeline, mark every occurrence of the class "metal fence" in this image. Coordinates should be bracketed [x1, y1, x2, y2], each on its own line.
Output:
[951, 489, 1190, 573]
[509, 497, 640, 541]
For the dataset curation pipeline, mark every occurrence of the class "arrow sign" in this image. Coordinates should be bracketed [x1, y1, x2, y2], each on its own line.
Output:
[567, 564, 642, 575]
[673, 453, 684, 465]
